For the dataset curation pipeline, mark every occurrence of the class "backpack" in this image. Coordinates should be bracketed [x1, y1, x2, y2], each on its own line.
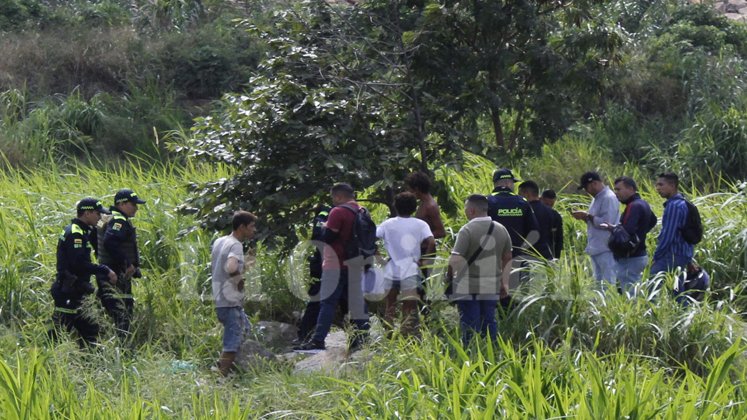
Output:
[608, 225, 640, 258]
[680, 199, 703, 245]
[340, 205, 377, 264]
[608, 204, 640, 258]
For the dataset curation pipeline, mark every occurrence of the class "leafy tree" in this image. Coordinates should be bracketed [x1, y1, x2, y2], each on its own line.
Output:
[177, 0, 624, 237]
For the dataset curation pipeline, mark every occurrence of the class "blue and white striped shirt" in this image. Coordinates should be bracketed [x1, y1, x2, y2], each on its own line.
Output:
[654, 193, 694, 261]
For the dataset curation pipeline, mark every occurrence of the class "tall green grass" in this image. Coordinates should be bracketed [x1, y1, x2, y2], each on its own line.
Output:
[0, 154, 746, 417]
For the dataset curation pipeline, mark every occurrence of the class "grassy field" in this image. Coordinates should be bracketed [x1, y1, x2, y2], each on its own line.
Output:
[0, 154, 746, 417]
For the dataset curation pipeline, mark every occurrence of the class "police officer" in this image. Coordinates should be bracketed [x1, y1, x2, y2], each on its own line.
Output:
[488, 169, 540, 291]
[50, 198, 117, 345]
[294, 205, 330, 345]
[97, 189, 145, 338]
[487, 169, 540, 257]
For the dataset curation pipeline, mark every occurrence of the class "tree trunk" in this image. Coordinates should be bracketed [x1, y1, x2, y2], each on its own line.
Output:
[489, 103, 505, 150]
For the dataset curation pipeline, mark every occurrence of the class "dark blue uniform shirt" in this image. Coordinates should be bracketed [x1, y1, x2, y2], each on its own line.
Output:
[488, 187, 540, 257]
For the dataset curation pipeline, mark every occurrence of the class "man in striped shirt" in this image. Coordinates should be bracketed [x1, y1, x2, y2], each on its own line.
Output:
[651, 173, 694, 274]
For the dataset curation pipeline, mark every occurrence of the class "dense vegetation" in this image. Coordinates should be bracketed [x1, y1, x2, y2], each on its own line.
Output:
[1, 0, 747, 417]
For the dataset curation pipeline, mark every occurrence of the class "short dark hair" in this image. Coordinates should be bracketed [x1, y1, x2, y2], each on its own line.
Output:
[657, 172, 679, 188]
[404, 171, 431, 194]
[614, 176, 638, 191]
[394, 192, 418, 216]
[541, 189, 557, 200]
[330, 183, 355, 198]
[519, 180, 540, 196]
[465, 194, 489, 212]
[232, 211, 257, 231]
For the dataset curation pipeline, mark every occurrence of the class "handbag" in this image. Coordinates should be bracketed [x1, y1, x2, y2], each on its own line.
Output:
[608, 205, 640, 258]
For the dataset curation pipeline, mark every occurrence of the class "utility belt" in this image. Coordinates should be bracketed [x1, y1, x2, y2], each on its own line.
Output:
[53, 271, 95, 298]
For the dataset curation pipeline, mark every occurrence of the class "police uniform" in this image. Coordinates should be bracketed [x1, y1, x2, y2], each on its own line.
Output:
[487, 186, 540, 257]
[296, 206, 331, 343]
[50, 198, 112, 344]
[97, 189, 145, 337]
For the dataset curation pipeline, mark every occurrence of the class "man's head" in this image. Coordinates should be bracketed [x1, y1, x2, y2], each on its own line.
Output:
[493, 168, 520, 190]
[464, 194, 489, 220]
[76, 197, 109, 226]
[613, 176, 638, 203]
[114, 189, 146, 218]
[540, 189, 557, 208]
[577, 171, 604, 196]
[655, 172, 679, 199]
[404, 171, 431, 198]
[232, 211, 257, 241]
[330, 183, 355, 206]
[518, 180, 540, 201]
[394, 192, 418, 217]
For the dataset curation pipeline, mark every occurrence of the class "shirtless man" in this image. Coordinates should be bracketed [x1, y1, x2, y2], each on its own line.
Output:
[405, 171, 446, 311]
[405, 172, 446, 240]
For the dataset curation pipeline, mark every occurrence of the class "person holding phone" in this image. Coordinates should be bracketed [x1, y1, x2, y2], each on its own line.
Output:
[571, 172, 620, 289]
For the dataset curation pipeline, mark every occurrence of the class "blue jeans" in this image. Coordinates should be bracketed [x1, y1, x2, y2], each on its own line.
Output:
[311, 267, 369, 344]
[456, 296, 498, 346]
[590, 251, 616, 286]
[651, 254, 691, 275]
[615, 255, 648, 294]
[216, 306, 251, 352]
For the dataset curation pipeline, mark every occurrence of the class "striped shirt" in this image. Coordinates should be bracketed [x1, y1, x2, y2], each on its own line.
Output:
[653, 193, 694, 261]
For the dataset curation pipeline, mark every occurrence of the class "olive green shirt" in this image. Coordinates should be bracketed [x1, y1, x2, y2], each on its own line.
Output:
[451, 217, 512, 295]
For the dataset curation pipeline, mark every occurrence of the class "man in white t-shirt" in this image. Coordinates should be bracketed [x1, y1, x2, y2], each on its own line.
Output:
[376, 192, 435, 335]
[211, 211, 257, 376]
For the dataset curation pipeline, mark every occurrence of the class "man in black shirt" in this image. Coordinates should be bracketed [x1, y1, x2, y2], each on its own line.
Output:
[540, 190, 564, 259]
[518, 181, 554, 260]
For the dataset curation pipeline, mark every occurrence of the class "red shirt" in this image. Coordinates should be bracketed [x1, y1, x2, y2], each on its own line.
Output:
[322, 201, 360, 270]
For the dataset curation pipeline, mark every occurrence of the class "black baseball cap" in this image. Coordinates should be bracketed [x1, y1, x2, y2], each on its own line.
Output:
[77, 198, 109, 214]
[114, 189, 146, 205]
[577, 171, 602, 190]
[493, 168, 520, 183]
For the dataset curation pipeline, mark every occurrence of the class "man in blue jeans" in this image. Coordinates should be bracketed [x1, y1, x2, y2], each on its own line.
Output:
[606, 177, 657, 293]
[651, 173, 694, 275]
[211, 211, 256, 376]
[294, 183, 369, 353]
[448, 195, 512, 346]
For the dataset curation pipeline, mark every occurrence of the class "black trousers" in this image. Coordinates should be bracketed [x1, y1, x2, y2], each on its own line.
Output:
[297, 278, 349, 341]
[49, 309, 100, 345]
[97, 276, 134, 338]
[49, 283, 99, 345]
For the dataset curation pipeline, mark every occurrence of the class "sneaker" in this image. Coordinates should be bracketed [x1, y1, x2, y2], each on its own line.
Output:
[293, 340, 325, 354]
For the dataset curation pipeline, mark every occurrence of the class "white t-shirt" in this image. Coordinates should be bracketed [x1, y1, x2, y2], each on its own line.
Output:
[211, 234, 245, 308]
[376, 216, 433, 280]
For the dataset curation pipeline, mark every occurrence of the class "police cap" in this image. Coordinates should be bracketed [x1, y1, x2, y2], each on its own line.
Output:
[114, 189, 146, 205]
[77, 197, 109, 214]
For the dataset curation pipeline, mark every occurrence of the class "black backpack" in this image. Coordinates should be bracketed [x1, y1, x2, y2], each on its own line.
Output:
[340, 205, 377, 263]
[608, 225, 640, 258]
[680, 199, 703, 245]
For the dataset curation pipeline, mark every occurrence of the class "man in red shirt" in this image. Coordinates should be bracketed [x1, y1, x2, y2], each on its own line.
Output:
[294, 183, 370, 353]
